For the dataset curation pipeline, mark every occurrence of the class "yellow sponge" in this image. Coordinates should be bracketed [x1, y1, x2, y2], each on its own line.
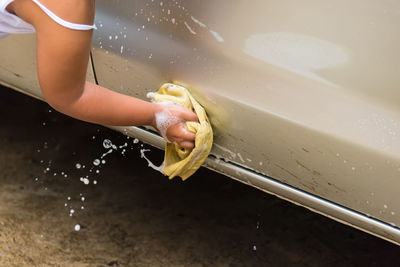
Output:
[150, 83, 213, 180]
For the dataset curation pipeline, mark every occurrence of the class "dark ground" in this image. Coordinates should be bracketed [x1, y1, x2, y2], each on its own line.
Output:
[0, 85, 399, 267]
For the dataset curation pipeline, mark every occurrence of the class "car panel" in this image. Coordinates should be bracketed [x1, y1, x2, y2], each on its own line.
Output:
[91, 0, 400, 234]
[0, 34, 96, 99]
[0, 0, 399, 244]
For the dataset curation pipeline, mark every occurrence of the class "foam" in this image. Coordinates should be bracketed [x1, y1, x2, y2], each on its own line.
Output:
[154, 107, 183, 142]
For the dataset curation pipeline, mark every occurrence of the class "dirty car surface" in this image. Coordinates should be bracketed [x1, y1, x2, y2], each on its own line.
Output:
[0, 0, 399, 244]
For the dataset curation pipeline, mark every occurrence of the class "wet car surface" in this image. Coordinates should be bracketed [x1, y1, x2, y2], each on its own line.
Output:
[0, 0, 399, 247]
[1, 85, 399, 266]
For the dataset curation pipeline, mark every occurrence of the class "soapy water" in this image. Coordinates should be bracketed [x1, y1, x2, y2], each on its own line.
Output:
[147, 90, 190, 144]
[140, 149, 165, 173]
[155, 108, 184, 142]
[35, 110, 167, 232]
[34, 130, 140, 230]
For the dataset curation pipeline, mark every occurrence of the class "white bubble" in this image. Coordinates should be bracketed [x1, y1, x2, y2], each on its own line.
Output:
[103, 139, 112, 149]
[75, 163, 81, 169]
[93, 159, 100, 166]
[74, 224, 81, 231]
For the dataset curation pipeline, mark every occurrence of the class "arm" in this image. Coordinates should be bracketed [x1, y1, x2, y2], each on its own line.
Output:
[12, 0, 197, 148]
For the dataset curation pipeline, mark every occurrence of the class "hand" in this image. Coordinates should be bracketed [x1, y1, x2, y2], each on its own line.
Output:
[152, 103, 199, 149]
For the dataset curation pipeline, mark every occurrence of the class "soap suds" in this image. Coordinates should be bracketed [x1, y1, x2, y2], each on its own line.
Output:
[140, 149, 164, 173]
[184, 21, 196, 35]
[154, 108, 183, 142]
[190, 16, 206, 28]
[213, 143, 237, 159]
[209, 30, 224, 43]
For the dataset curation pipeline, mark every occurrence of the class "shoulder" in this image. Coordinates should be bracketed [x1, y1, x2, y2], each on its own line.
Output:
[12, 0, 95, 27]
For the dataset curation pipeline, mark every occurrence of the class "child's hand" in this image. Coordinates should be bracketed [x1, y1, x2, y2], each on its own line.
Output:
[152, 103, 199, 149]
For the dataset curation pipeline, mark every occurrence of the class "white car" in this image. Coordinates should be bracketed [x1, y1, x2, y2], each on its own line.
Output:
[0, 0, 399, 245]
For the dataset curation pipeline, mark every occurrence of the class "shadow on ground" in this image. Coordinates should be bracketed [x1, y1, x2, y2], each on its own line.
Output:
[0, 86, 399, 267]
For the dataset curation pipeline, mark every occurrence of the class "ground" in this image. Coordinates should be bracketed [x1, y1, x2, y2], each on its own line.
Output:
[0, 86, 399, 267]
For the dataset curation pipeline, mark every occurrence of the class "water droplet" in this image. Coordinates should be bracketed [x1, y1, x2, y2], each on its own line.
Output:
[93, 159, 100, 166]
[75, 163, 81, 169]
[103, 139, 112, 149]
[80, 177, 90, 185]
[74, 224, 81, 231]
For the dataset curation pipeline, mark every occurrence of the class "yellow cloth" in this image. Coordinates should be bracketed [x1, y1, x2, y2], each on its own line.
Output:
[151, 83, 213, 180]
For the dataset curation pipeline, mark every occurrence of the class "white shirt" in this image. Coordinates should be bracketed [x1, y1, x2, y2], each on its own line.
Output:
[0, 0, 96, 39]
[0, 0, 34, 39]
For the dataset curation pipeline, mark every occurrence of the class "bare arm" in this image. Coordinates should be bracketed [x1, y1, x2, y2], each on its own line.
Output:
[12, 0, 197, 148]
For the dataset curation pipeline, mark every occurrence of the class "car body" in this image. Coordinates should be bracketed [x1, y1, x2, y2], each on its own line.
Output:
[0, 0, 399, 245]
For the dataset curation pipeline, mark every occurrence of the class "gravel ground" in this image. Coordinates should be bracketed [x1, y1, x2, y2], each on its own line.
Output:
[0, 85, 399, 267]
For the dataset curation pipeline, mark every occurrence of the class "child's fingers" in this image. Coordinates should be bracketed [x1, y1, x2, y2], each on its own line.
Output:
[167, 123, 195, 140]
[182, 110, 199, 122]
[166, 122, 196, 148]
[178, 140, 195, 149]
[180, 125, 196, 140]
